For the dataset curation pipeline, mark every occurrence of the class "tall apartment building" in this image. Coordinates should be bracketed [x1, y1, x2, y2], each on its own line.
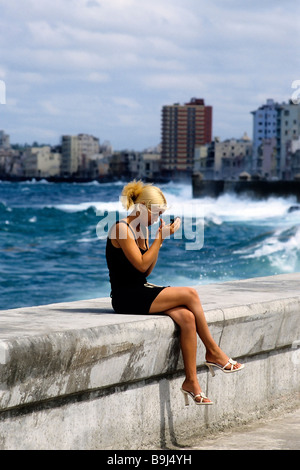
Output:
[251, 99, 300, 179]
[77, 133, 100, 176]
[61, 134, 99, 177]
[287, 138, 300, 179]
[251, 99, 277, 173]
[277, 102, 300, 179]
[161, 98, 212, 178]
[61, 135, 79, 176]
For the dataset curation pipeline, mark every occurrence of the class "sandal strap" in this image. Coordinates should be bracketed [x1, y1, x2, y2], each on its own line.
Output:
[194, 392, 208, 400]
[223, 358, 237, 370]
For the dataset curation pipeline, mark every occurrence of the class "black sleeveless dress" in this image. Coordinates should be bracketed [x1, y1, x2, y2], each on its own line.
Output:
[106, 221, 167, 314]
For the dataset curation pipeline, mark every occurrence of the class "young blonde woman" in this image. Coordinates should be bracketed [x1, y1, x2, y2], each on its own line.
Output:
[106, 180, 244, 406]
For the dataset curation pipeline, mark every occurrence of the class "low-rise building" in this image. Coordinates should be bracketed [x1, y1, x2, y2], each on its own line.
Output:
[140, 153, 162, 181]
[23, 146, 61, 178]
[127, 151, 162, 180]
[108, 151, 130, 180]
[87, 153, 110, 179]
[256, 137, 277, 179]
[0, 148, 22, 176]
[0, 130, 10, 149]
[194, 133, 252, 180]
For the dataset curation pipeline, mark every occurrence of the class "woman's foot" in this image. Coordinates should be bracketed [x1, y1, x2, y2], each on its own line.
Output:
[205, 347, 243, 371]
[181, 378, 212, 404]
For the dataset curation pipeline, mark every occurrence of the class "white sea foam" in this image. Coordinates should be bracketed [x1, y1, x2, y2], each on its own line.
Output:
[53, 201, 123, 213]
[163, 184, 298, 222]
[201, 194, 296, 222]
[20, 178, 52, 185]
[235, 224, 300, 272]
[44, 183, 300, 228]
[78, 237, 98, 243]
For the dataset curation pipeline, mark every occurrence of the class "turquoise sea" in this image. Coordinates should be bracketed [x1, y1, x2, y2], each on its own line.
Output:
[1, 179, 300, 310]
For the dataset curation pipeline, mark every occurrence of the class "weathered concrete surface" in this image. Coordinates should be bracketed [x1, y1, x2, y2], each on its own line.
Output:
[187, 406, 300, 450]
[0, 273, 299, 449]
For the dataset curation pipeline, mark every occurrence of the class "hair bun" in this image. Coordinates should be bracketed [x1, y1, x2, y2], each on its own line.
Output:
[121, 180, 144, 209]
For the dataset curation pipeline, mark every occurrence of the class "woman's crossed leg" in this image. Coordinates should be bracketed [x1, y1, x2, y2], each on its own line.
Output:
[149, 286, 242, 403]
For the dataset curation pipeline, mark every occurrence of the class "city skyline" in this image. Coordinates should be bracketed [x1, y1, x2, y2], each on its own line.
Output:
[2, 93, 300, 182]
[0, 0, 299, 150]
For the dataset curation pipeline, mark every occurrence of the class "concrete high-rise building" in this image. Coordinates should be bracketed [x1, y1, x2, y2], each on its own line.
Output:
[60, 134, 99, 177]
[161, 98, 212, 178]
[77, 134, 100, 177]
[251, 99, 300, 179]
[61, 135, 79, 176]
[276, 101, 300, 179]
[251, 99, 278, 173]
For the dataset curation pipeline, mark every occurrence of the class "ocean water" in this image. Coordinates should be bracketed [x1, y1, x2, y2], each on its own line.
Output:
[1, 179, 300, 310]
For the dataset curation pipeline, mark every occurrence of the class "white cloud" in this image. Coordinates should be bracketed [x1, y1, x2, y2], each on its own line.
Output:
[144, 73, 205, 92]
[113, 97, 140, 109]
[27, 21, 71, 48]
[87, 72, 109, 83]
[39, 100, 61, 116]
[0, 67, 7, 80]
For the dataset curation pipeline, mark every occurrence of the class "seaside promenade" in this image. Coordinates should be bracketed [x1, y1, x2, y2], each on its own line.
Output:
[0, 273, 299, 450]
[184, 407, 300, 450]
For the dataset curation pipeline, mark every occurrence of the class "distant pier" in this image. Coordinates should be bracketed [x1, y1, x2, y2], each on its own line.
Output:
[192, 174, 300, 202]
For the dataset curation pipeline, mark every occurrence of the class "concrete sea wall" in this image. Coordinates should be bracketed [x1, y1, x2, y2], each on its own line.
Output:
[192, 176, 300, 201]
[0, 273, 299, 450]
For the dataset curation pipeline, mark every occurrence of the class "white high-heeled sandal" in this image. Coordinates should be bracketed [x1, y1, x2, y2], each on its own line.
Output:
[180, 388, 213, 406]
[205, 358, 244, 377]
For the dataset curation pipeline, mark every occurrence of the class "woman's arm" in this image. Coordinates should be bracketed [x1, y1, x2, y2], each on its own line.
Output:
[144, 226, 158, 276]
[116, 218, 181, 274]
[116, 222, 162, 273]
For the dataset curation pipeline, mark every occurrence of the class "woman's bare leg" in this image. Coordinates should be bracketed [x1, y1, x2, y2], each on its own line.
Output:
[150, 286, 241, 369]
[164, 306, 212, 403]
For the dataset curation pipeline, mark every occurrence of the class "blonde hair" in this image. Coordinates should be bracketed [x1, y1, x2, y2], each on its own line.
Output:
[121, 180, 167, 211]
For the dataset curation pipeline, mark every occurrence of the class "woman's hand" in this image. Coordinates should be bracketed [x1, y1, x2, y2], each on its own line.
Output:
[157, 217, 181, 241]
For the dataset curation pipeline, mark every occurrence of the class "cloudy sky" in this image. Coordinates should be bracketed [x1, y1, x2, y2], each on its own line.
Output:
[0, 0, 299, 150]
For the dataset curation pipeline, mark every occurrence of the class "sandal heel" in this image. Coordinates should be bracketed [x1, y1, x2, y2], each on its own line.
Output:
[180, 388, 213, 406]
[206, 364, 215, 377]
[181, 389, 190, 406]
